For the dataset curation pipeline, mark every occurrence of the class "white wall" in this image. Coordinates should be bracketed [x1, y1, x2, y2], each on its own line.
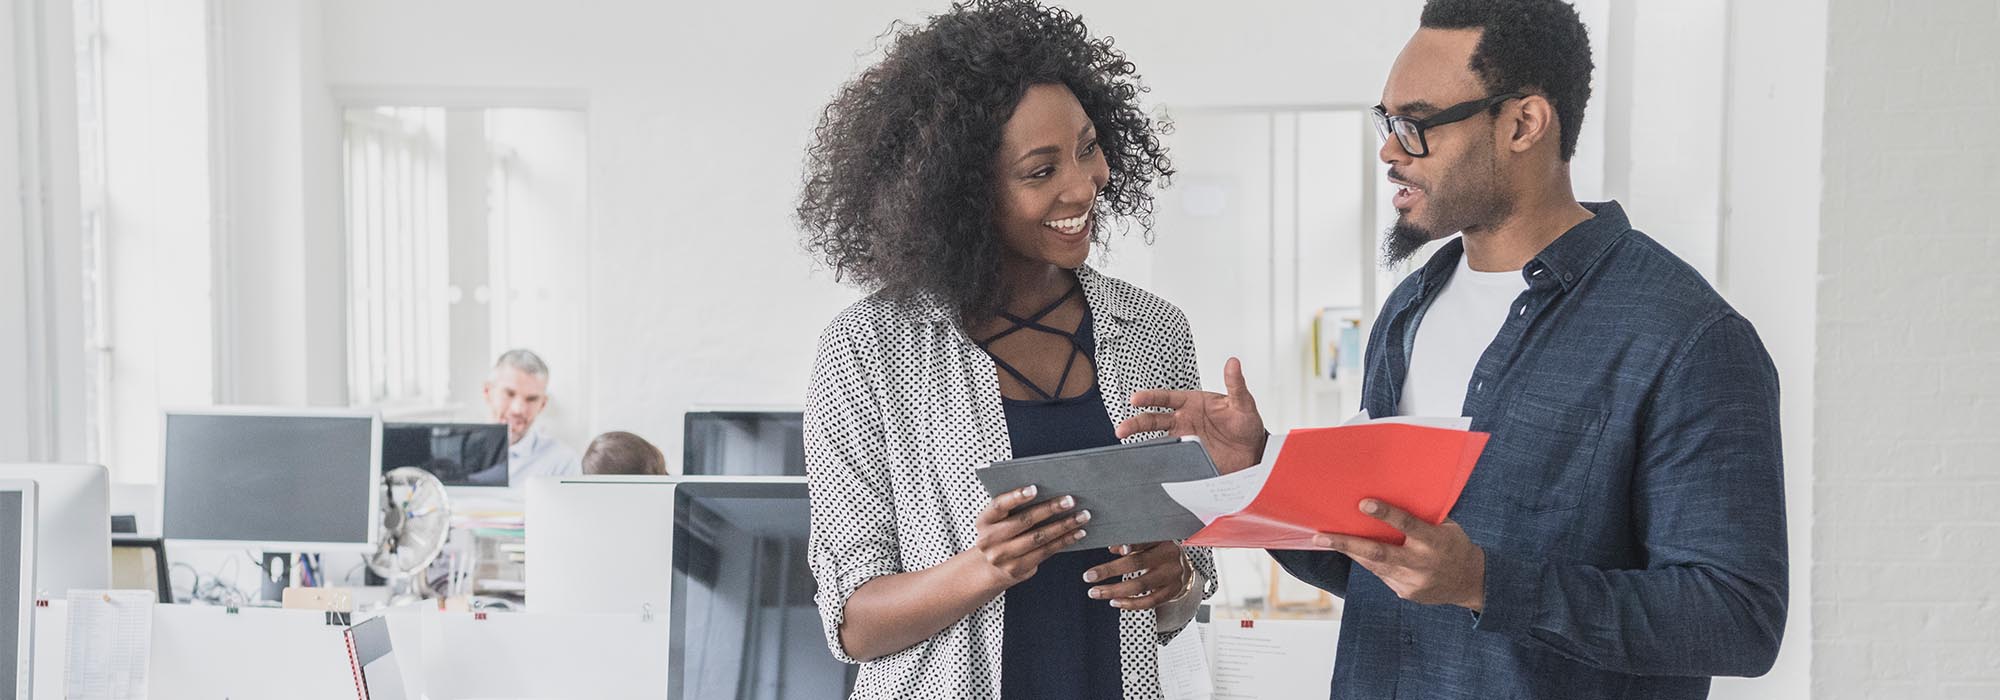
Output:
[213, 0, 345, 408]
[213, 0, 307, 406]
[2, 1, 30, 462]
[296, 0, 1423, 465]
[98, 0, 217, 481]
[1603, 0, 1728, 279]
[3, 0, 88, 464]
[1815, 0, 2000, 697]
[1709, 1, 1827, 699]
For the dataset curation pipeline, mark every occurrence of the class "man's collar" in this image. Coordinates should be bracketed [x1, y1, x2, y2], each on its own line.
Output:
[1529, 201, 1629, 292]
[1415, 200, 1630, 294]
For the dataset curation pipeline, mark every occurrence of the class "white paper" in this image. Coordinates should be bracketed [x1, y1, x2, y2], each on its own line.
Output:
[1162, 462, 1273, 524]
[65, 589, 154, 700]
[1158, 621, 1214, 700]
[1342, 410, 1471, 430]
[1369, 414, 1473, 430]
[1208, 618, 1340, 699]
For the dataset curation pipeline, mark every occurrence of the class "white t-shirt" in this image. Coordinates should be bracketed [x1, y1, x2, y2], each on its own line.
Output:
[1397, 251, 1529, 418]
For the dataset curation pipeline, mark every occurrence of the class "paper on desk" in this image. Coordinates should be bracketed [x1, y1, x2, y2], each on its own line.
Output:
[65, 589, 154, 700]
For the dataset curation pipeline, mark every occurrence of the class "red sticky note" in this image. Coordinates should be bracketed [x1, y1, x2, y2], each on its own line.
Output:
[1185, 423, 1488, 549]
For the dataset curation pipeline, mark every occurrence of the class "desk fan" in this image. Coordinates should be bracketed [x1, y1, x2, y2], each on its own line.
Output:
[369, 466, 452, 605]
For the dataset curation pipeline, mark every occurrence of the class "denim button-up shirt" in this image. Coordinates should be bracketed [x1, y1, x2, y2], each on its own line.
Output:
[1273, 202, 1788, 699]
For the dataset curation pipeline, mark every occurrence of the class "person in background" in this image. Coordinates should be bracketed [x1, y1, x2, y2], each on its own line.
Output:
[484, 348, 580, 482]
[581, 431, 669, 476]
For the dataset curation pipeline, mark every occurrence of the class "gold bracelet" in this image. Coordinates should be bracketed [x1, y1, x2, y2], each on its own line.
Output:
[1165, 549, 1196, 603]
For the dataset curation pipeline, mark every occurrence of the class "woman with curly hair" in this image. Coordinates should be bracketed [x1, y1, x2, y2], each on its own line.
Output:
[798, 1, 1215, 697]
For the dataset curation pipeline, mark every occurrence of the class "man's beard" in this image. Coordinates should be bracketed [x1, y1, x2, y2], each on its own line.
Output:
[1379, 153, 1511, 268]
[1382, 215, 1443, 268]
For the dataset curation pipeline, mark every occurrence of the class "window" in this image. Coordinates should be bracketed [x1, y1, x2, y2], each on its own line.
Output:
[342, 107, 450, 407]
[340, 105, 588, 442]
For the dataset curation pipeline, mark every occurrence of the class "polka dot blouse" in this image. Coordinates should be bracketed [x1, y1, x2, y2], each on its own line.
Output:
[805, 265, 1219, 700]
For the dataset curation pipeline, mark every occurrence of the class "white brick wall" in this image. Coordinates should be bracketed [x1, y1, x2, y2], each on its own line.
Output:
[1817, 0, 2000, 697]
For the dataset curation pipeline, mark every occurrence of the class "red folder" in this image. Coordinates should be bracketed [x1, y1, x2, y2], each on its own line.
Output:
[1184, 423, 1489, 549]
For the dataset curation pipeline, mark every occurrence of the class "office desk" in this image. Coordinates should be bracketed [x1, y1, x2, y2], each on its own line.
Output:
[34, 602, 356, 700]
[37, 598, 1334, 699]
[35, 600, 670, 699]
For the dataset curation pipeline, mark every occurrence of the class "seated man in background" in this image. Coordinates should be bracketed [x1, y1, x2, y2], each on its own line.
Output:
[581, 431, 669, 476]
[485, 348, 581, 481]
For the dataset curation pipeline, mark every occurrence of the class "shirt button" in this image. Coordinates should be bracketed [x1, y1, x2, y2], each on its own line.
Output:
[1563, 272, 1575, 282]
[1476, 381, 1484, 392]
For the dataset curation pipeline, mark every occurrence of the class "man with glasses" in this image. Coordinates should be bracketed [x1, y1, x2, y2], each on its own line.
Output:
[1117, 0, 1788, 697]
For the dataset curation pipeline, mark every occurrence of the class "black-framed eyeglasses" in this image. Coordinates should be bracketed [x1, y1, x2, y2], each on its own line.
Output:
[1371, 92, 1525, 157]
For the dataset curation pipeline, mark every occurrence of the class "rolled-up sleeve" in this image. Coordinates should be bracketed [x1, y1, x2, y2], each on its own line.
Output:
[805, 318, 904, 664]
[1472, 312, 1789, 677]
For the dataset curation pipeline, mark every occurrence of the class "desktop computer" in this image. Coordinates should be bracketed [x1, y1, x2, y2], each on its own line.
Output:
[0, 464, 110, 598]
[527, 475, 856, 698]
[682, 410, 805, 476]
[381, 422, 509, 487]
[161, 408, 382, 600]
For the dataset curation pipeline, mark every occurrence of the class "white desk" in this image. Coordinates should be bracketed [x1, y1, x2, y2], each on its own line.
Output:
[36, 599, 1337, 699]
[35, 602, 354, 700]
[35, 601, 670, 699]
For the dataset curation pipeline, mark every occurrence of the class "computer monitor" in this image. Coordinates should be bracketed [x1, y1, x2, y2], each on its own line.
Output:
[524, 476, 855, 699]
[667, 480, 853, 698]
[0, 480, 37, 700]
[382, 422, 509, 487]
[682, 410, 805, 476]
[0, 464, 110, 598]
[160, 408, 382, 552]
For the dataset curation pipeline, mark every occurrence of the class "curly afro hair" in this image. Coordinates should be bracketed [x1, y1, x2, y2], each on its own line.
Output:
[1421, 0, 1594, 161]
[796, 0, 1172, 321]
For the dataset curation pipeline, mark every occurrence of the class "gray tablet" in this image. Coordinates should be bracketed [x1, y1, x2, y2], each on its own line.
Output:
[975, 437, 1217, 553]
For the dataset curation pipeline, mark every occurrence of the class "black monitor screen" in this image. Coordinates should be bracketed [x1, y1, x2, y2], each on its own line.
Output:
[683, 412, 804, 476]
[161, 412, 376, 547]
[669, 482, 855, 699]
[382, 422, 509, 487]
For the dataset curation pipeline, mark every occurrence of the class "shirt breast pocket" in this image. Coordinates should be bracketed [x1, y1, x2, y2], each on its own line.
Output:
[1494, 393, 1608, 513]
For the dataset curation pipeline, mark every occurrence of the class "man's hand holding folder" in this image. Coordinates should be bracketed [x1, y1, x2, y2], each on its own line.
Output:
[1117, 357, 1495, 612]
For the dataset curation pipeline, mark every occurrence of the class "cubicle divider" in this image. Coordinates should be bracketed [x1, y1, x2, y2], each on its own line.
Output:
[34, 600, 670, 699]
